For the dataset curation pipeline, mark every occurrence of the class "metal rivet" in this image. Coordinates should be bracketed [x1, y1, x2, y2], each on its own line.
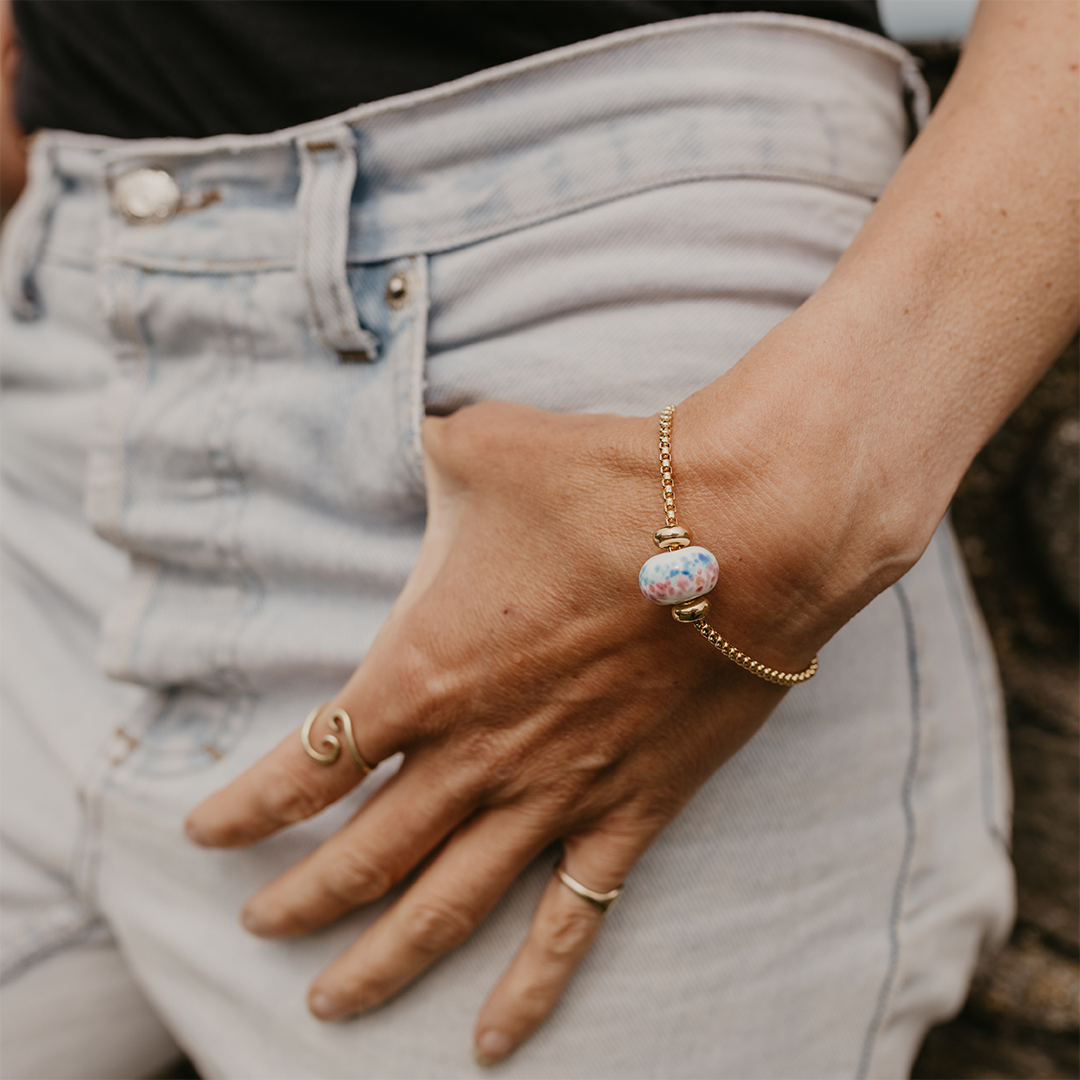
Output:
[113, 167, 181, 225]
[385, 274, 408, 307]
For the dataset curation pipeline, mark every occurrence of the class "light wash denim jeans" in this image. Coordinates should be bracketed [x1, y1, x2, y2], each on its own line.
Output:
[0, 14, 1013, 1079]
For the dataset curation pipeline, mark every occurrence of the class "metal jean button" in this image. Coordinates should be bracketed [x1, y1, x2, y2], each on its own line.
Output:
[113, 168, 181, 225]
[385, 274, 409, 307]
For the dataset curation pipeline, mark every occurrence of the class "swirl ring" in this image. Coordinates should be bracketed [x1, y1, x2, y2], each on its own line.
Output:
[300, 703, 374, 773]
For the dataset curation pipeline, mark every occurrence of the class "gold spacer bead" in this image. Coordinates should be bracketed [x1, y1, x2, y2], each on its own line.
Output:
[654, 525, 691, 550]
[671, 597, 711, 622]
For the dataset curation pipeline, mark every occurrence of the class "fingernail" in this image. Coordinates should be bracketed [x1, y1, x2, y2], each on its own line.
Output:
[474, 1029, 513, 1067]
[309, 991, 346, 1021]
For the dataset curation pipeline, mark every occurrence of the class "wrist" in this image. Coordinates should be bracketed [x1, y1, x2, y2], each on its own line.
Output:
[667, 320, 942, 661]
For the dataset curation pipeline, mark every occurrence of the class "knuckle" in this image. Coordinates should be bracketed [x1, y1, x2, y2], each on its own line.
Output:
[551, 771, 600, 811]
[351, 969, 397, 1006]
[389, 649, 466, 739]
[414, 670, 464, 726]
[461, 737, 524, 800]
[515, 974, 560, 1023]
[404, 899, 475, 956]
[323, 847, 392, 905]
[542, 903, 597, 961]
[261, 767, 326, 827]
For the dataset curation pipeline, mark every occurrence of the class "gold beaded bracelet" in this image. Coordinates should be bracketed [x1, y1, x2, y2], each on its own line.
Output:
[637, 405, 818, 688]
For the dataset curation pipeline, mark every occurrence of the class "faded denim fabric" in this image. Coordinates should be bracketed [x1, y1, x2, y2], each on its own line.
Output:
[1, 14, 1011, 1079]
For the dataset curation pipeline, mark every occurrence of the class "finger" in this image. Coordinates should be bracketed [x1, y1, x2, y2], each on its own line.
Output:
[185, 700, 395, 848]
[472, 830, 641, 1067]
[240, 745, 480, 937]
[307, 806, 551, 1021]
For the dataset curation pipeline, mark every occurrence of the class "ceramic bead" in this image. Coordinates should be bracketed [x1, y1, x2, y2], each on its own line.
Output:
[638, 545, 719, 605]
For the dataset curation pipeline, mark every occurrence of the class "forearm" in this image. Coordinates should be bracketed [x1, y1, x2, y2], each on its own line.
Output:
[821, 0, 1077, 509]
[675, 0, 1078, 659]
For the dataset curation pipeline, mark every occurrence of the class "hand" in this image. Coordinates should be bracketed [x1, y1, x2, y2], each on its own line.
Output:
[185, 399, 809, 1066]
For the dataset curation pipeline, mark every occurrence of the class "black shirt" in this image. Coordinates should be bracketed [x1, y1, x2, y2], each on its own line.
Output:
[14, 0, 884, 140]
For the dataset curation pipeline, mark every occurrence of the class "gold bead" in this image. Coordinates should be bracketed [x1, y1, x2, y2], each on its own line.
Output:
[653, 525, 691, 550]
[671, 597, 711, 622]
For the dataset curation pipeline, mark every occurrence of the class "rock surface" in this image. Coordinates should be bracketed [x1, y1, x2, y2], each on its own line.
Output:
[1027, 413, 1080, 613]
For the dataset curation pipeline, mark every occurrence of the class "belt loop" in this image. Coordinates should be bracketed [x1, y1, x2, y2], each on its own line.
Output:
[0, 132, 62, 321]
[295, 124, 379, 362]
[901, 54, 931, 132]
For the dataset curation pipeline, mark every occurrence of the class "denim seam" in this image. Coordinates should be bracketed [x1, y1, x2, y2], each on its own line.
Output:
[345, 167, 886, 266]
[85, 262, 147, 546]
[402, 255, 429, 493]
[88, 263, 161, 682]
[205, 272, 262, 696]
[856, 580, 922, 1079]
[936, 526, 1008, 851]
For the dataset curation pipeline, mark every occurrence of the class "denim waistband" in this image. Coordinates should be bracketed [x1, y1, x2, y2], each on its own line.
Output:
[5, 13, 924, 288]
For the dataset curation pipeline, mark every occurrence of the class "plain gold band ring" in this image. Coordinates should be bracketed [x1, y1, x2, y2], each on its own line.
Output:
[300, 703, 374, 772]
[555, 864, 622, 914]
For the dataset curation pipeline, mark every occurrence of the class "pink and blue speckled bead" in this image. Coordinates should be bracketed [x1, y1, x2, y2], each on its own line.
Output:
[639, 546, 720, 605]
